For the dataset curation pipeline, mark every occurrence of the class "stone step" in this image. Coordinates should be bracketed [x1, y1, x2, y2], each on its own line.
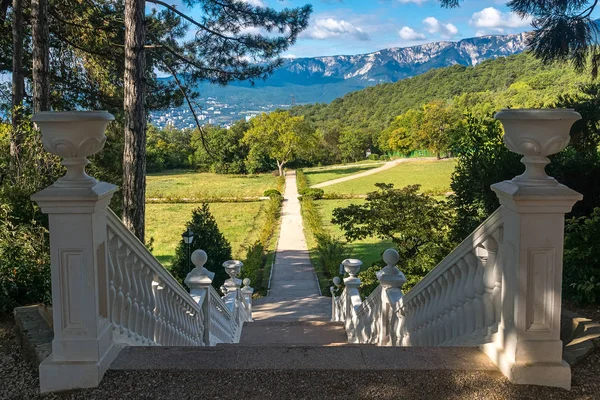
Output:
[106, 346, 503, 399]
[239, 320, 347, 345]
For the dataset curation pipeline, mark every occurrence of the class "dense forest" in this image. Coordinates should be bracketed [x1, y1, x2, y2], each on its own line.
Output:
[290, 53, 588, 137]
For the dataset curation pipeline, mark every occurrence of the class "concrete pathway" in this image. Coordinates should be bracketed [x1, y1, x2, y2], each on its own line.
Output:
[311, 157, 437, 188]
[251, 171, 330, 321]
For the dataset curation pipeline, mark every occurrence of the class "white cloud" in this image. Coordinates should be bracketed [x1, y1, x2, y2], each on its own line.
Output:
[470, 7, 532, 33]
[305, 18, 370, 41]
[423, 17, 458, 39]
[244, 0, 266, 6]
[399, 0, 429, 4]
[399, 26, 426, 40]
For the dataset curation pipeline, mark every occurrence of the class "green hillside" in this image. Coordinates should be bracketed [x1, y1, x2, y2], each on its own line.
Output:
[290, 53, 588, 135]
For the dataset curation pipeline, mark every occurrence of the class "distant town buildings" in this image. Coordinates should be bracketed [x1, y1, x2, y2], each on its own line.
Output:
[149, 96, 291, 129]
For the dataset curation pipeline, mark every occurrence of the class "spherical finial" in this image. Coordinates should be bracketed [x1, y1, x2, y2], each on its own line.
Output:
[383, 248, 399, 267]
[243, 278, 251, 286]
[191, 249, 207, 268]
[333, 276, 341, 286]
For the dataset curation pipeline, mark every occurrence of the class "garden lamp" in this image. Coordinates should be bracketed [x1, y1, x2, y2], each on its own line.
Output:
[182, 228, 195, 275]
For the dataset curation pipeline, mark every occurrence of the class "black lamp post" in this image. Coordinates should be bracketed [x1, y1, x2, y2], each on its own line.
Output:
[182, 228, 195, 275]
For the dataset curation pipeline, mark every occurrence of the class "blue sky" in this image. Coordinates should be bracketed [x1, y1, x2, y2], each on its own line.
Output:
[160, 0, 536, 58]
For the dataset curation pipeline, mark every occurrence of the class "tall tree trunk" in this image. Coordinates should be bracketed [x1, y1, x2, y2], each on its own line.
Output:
[10, 0, 24, 174]
[32, 0, 49, 113]
[123, 0, 147, 241]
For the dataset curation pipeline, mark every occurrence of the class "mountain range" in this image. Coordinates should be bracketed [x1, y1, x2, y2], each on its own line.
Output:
[252, 32, 528, 89]
[154, 32, 529, 128]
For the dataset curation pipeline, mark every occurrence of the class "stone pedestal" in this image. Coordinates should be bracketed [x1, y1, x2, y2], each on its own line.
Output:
[482, 182, 581, 389]
[30, 110, 121, 393]
[377, 249, 406, 346]
[185, 250, 214, 346]
[481, 109, 583, 390]
[33, 183, 122, 393]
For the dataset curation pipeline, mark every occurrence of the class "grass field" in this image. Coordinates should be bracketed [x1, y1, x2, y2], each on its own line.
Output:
[147, 170, 277, 199]
[323, 159, 456, 195]
[304, 163, 383, 186]
[315, 199, 394, 268]
[146, 201, 266, 265]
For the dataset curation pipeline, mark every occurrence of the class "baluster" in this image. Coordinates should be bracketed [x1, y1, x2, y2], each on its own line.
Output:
[132, 257, 144, 342]
[442, 271, 453, 345]
[175, 297, 184, 345]
[151, 279, 160, 344]
[106, 230, 118, 329]
[167, 288, 178, 345]
[154, 280, 165, 344]
[108, 232, 124, 332]
[417, 292, 427, 345]
[492, 228, 503, 329]
[142, 266, 155, 343]
[455, 261, 469, 340]
[118, 244, 132, 336]
[449, 265, 461, 344]
[469, 251, 486, 337]
[411, 295, 422, 345]
[482, 236, 498, 336]
[428, 285, 439, 346]
[431, 281, 443, 345]
[126, 252, 139, 340]
[423, 286, 433, 345]
[162, 284, 174, 345]
[403, 301, 413, 346]
[461, 257, 476, 339]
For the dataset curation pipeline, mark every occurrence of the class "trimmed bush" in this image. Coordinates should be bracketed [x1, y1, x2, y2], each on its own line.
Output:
[242, 241, 264, 289]
[263, 189, 282, 199]
[315, 232, 346, 278]
[296, 169, 309, 192]
[299, 188, 324, 200]
[367, 154, 380, 160]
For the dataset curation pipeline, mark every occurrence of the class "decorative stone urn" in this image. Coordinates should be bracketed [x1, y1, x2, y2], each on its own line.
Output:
[495, 109, 581, 187]
[32, 111, 114, 188]
[342, 258, 362, 278]
[223, 259, 243, 292]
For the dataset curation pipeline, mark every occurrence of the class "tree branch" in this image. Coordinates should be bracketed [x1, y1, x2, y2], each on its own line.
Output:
[159, 60, 215, 158]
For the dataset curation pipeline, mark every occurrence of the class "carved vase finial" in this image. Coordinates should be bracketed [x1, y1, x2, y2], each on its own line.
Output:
[495, 109, 581, 187]
[32, 111, 114, 188]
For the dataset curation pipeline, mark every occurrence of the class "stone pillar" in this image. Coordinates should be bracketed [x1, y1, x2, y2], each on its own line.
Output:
[185, 249, 214, 346]
[241, 278, 254, 321]
[481, 109, 583, 389]
[377, 249, 406, 346]
[30, 111, 122, 393]
[342, 258, 362, 343]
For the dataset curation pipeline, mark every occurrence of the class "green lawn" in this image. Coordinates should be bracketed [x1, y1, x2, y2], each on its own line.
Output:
[304, 164, 383, 186]
[315, 199, 394, 268]
[146, 170, 277, 199]
[323, 159, 456, 196]
[146, 201, 266, 266]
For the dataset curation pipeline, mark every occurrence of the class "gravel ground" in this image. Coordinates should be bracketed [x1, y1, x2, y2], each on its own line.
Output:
[2, 313, 600, 400]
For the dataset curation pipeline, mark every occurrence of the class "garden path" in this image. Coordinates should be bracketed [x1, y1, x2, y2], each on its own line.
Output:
[251, 170, 330, 321]
[311, 157, 436, 188]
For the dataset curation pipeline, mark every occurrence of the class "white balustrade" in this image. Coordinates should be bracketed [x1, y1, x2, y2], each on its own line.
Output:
[106, 211, 205, 346]
[32, 111, 253, 393]
[332, 109, 583, 389]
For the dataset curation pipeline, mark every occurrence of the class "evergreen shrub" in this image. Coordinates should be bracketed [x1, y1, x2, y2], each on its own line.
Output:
[170, 203, 232, 290]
